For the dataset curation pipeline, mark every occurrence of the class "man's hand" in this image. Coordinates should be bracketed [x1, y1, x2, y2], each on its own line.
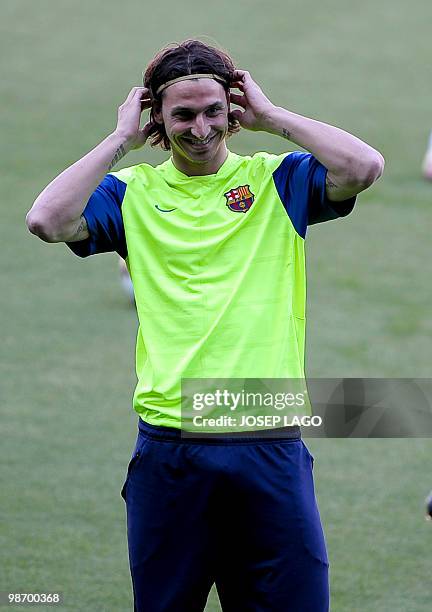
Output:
[114, 87, 152, 150]
[229, 70, 276, 132]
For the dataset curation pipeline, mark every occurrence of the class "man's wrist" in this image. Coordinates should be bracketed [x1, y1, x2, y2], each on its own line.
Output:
[106, 132, 133, 171]
[109, 130, 134, 153]
[261, 106, 294, 138]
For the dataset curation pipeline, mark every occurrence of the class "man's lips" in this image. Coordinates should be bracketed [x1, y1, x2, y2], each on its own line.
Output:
[181, 133, 217, 148]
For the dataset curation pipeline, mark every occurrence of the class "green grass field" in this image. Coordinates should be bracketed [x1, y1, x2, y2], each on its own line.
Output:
[1, 0, 432, 610]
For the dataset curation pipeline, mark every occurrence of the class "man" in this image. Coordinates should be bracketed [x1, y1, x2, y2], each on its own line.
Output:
[26, 40, 384, 612]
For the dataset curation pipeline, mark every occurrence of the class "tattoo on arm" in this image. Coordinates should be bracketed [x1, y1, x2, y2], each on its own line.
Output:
[282, 128, 291, 140]
[108, 144, 126, 171]
[326, 174, 339, 190]
[71, 215, 88, 240]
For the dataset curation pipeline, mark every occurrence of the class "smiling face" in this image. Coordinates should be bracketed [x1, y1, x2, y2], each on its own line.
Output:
[154, 78, 230, 176]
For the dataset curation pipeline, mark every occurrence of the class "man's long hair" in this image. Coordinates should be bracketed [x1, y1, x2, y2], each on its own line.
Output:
[144, 40, 240, 150]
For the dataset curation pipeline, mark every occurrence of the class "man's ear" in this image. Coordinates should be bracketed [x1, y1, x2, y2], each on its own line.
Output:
[153, 103, 163, 125]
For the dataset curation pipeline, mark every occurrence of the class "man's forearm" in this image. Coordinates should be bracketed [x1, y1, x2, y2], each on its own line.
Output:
[27, 86, 151, 241]
[263, 106, 384, 187]
[26, 131, 130, 241]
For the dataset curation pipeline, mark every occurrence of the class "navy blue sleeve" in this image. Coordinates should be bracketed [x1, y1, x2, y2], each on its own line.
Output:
[272, 152, 356, 239]
[65, 174, 127, 258]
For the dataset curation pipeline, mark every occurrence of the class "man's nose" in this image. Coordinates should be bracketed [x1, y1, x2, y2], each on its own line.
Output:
[191, 114, 211, 139]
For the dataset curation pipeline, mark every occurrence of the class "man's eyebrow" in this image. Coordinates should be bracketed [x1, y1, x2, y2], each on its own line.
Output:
[171, 102, 225, 114]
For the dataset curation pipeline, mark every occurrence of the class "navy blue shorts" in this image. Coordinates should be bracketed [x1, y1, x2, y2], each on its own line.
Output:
[121, 419, 329, 612]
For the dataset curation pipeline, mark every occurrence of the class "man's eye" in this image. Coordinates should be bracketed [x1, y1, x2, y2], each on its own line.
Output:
[207, 108, 220, 116]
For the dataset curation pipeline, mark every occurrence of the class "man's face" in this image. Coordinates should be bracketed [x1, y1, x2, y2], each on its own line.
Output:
[155, 78, 229, 169]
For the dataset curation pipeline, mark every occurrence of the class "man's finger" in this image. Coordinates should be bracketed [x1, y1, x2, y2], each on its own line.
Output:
[140, 96, 152, 110]
[124, 87, 141, 104]
[232, 69, 248, 80]
[230, 93, 246, 108]
[124, 87, 148, 105]
[142, 121, 152, 137]
[230, 109, 244, 123]
[230, 81, 245, 92]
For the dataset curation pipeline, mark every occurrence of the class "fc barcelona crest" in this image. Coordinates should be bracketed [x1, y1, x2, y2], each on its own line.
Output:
[224, 185, 255, 213]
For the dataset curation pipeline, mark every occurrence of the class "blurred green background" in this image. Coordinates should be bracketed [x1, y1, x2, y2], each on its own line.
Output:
[1, 0, 431, 610]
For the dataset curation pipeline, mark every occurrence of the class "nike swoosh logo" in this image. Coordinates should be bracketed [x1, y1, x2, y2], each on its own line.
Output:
[155, 205, 177, 213]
